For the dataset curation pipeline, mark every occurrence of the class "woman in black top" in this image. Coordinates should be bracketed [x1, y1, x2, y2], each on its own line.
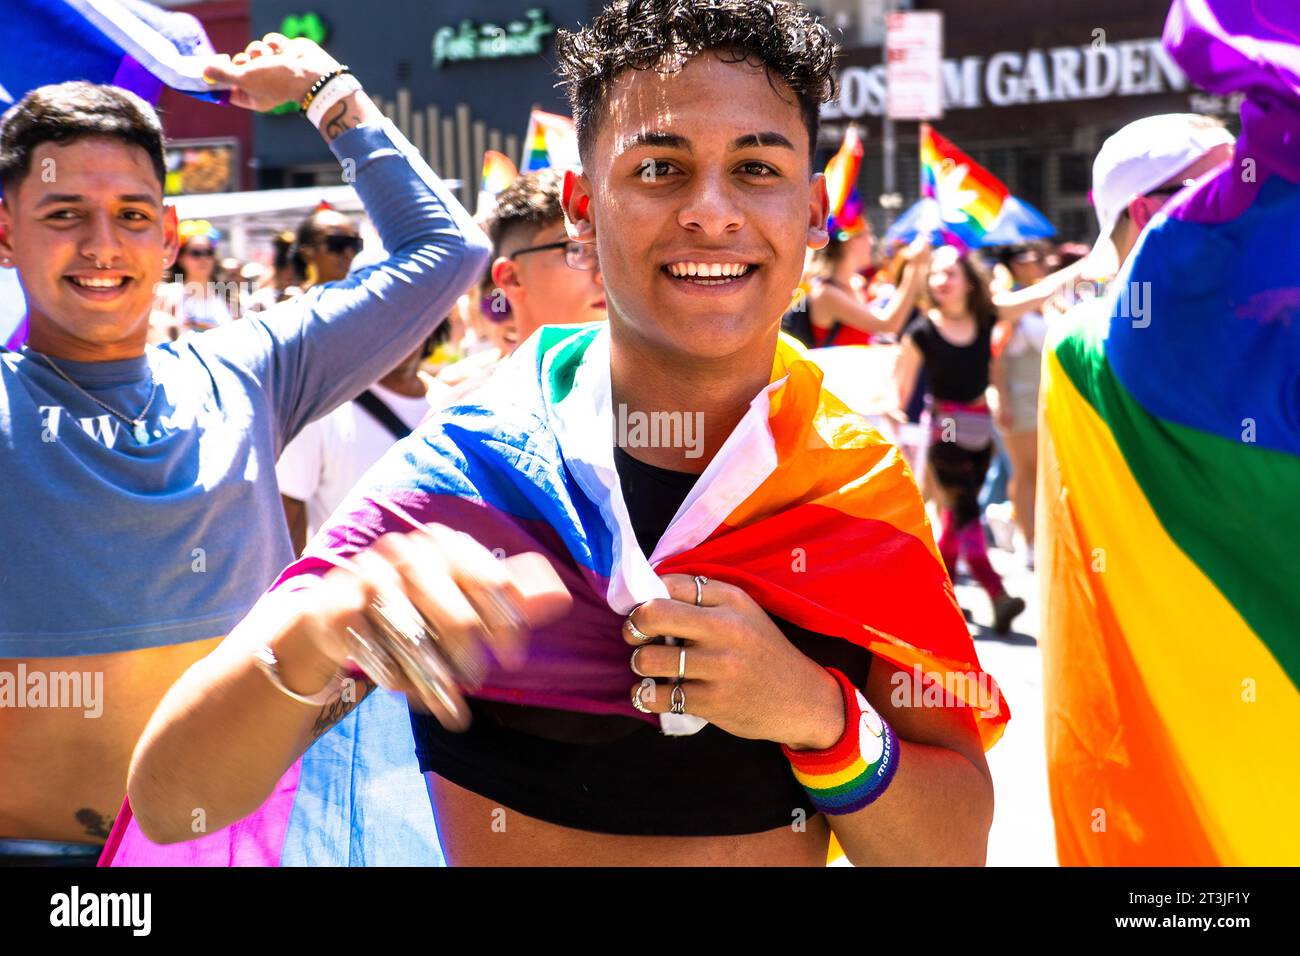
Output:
[894, 245, 1026, 633]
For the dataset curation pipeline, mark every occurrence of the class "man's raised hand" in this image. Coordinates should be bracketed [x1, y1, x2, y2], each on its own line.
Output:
[203, 33, 341, 112]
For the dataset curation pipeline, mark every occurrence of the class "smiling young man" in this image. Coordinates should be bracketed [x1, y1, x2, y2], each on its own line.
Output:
[0, 35, 488, 862]
[129, 0, 998, 866]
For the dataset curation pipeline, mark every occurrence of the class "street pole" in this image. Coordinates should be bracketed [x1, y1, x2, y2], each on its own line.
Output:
[881, 0, 898, 230]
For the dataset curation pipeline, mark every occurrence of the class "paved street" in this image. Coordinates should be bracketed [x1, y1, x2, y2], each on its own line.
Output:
[955, 545, 1059, 867]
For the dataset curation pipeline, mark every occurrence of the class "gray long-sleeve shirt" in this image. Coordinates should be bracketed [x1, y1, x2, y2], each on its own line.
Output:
[0, 118, 490, 655]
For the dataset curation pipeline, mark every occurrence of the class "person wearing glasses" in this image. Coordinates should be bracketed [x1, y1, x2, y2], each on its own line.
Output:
[294, 207, 364, 289]
[153, 219, 235, 337]
[484, 169, 605, 348]
[129, 1, 999, 867]
[437, 170, 606, 399]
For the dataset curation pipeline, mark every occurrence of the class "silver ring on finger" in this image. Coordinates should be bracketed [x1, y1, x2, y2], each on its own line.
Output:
[677, 646, 687, 681]
[670, 682, 687, 715]
[693, 575, 708, 608]
[632, 679, 654, 713]
[630, 646, 647, 678]
[625, 614, 653, 644]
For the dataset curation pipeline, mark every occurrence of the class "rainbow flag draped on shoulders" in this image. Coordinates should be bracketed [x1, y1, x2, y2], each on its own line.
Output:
[105, 324, 1007, 865]
[1040, 0, 1300, 866]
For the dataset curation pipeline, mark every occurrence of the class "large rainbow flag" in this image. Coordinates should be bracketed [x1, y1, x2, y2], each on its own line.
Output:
[919, 124, 1008, 249]
[1040, 0, 1300, 866]
[104, 324, 1008, 865]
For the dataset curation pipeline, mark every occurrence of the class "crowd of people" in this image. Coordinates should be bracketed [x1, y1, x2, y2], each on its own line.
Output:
[0, 0, 1247, 869]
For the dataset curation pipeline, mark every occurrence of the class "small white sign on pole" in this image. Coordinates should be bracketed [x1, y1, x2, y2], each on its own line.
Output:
[886, 11, 944, 121]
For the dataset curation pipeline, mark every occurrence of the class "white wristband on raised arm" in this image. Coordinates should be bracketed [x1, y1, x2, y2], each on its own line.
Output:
[307, 72, 363, 129]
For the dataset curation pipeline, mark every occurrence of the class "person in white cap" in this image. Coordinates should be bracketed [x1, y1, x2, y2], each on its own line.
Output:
[1086, 113, 1235, 281]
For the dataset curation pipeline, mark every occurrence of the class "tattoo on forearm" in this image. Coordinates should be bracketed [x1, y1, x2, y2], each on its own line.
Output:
[322, 99, 359, 143]
[309, 674, 374, 741]
[76, 807, 114, 840]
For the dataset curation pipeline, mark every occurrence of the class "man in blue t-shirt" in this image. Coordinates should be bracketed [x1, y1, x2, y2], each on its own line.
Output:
[0, 34, 489, 859]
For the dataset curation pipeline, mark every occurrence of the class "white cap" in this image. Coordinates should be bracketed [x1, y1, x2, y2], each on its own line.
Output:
[1087, 114, 1235, 278]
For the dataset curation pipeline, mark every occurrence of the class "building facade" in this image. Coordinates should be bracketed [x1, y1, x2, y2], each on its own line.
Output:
[249, 0, 601, 211]
[221, 1, 1228, 243]
[810, 0, 1234, 241]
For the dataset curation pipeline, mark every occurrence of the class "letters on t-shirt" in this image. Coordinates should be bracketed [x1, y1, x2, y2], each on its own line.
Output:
[40, 404, 120, 449]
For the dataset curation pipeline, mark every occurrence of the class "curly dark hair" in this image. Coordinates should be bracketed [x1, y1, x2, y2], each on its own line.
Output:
[555, 0, 837, 164]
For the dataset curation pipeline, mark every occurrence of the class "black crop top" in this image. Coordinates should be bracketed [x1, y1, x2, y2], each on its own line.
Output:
[409, 446, 873, 836]
[903, 313, 993, 404]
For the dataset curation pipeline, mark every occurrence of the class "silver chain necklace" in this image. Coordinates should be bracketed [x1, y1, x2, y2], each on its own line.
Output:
[35, 351, 159, 445]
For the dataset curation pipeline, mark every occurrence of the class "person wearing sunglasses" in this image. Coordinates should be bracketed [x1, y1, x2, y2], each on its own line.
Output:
[153, 219, 235, 337]
[295, 207, 364, 288]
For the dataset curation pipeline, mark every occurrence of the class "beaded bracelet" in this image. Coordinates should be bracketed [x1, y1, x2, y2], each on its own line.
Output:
[300, 66, 351, 113]
[782, 667, 899, 815]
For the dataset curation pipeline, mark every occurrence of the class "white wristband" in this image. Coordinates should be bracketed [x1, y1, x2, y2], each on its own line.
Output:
[307, 72, 363, 129]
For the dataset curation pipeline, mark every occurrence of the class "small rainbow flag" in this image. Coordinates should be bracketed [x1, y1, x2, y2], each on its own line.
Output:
[476, 149, 518, 216]
[521, 108, 580, 173]
[824, 125, 866, 239]
[919, 124, 1008, 248]
[1040, 0, 1300, 865]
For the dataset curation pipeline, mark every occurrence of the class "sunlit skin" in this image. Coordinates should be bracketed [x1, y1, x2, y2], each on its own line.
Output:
[563, 52, 829, 473]
[0, 137, 178, 362]
[0, 137, 191, 842]
[490, 220, 606, 345]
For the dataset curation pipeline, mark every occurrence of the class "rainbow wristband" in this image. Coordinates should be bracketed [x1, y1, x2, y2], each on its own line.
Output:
[782, 668, 899, 815]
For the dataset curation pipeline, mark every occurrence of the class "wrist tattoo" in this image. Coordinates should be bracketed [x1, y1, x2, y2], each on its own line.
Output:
[309, 673, 374, 741]
[322, 99, 359, 143]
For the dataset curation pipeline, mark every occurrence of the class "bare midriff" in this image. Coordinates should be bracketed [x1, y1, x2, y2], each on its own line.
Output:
[426, 773, 833, 866]
[0, 637, 222, 845]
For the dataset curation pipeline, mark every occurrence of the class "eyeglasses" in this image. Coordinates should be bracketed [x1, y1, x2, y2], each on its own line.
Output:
[510, 240, 598, 271]
[320, 234, 363, 256]
[183, 247, 215, 258]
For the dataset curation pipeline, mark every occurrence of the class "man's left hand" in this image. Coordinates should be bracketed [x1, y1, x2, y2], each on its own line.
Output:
[623, 574, 845, 751]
